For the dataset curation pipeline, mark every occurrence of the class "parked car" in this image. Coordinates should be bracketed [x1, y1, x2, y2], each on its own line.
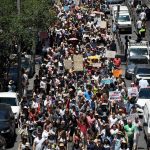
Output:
[125, 56, 149, 79]
[0, 103, 16, 146]
[0, 92, 20, 124]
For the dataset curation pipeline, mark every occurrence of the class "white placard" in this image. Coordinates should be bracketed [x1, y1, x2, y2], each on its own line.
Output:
[109, 91, 121, 101]
[105, 50, 116, 58]
[128, 87, 138, 97]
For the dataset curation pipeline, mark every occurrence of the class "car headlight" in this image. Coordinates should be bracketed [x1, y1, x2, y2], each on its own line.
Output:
[1, 129, 10, 133]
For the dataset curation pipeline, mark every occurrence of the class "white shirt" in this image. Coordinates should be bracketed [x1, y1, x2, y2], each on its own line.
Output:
[34, 137, 45, 150]
[140, 12, 146, 20]
[32, 101, 38, 109]
[109, 116, 118, 127]
[139, 79, 149, 88]
[137, 20, 142, 29]
[42, 130, 49, 139]
[40, 81, 46, 89]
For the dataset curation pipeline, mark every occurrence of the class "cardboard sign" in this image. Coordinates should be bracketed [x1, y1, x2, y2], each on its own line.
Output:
[73, 55, 83, 71]
[100, 21, 107, 29]
[109, 91, 121, 101]
[112, 69, 123, 78]
[105, 50, 116, 58]
[92, 63, 101, 68]
[128, 87, 138, 97]
[101, 79, 113, 85]
[64, 59, 72, 70]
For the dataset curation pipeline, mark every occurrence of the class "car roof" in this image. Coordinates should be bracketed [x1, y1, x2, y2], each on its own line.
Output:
[0, 92, 17, 98]
[128, 56, 148, 59]
[136, 64, 150, 68]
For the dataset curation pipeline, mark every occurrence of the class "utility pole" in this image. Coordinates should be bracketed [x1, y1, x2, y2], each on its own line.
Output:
[17, 0, 22, 96]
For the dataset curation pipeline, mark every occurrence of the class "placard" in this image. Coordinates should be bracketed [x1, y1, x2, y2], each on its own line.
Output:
[73, 55, 83, 71]
[101, 79, 113, 85]
[92, 63, 101, 68]
[109, 91, 121, 101]
[112, 69, 123, 78]
[64, 59, 72, 70]
[100, 21, 107, 29]
[128, 87, 138, 97]
[105, 50, 116, 58]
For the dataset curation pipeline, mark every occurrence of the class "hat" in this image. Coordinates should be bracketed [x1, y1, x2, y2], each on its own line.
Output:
[25, 142, 30, 147]
[95, 112, 99, 116]
[23, 106, 28, 109]
[9, 80, 14, 85]
[58, 101, 62, 104]
[59, 143, 64, 147]
[42, 77, 46, 80]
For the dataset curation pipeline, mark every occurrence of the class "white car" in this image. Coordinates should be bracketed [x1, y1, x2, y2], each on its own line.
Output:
[136, 87, 150, 110]
[0, 92, 20, 123]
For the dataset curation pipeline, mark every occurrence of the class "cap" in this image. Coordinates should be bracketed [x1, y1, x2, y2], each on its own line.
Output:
[59, 143, 64, 147]
[25, 142, 30, 147]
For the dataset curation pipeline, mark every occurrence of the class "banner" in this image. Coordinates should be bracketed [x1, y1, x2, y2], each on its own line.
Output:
[64, 59, 72, 70]
[105, 50, 116, 58]
[109, 91, 121, 101]
[112, 69, 123, 78]
[128, 87, 138, 97]
[73, 55, 83, 71]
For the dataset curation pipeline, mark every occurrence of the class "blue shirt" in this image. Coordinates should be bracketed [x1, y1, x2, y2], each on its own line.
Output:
[84, 91, 93, 101]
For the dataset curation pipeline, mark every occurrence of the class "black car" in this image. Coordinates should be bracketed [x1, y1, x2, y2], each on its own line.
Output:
[125, 56, 149, 79]
[0, 104, 16, 146]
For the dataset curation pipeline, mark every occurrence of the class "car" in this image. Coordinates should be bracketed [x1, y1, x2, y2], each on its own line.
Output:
[127, 40, 150, 60]
[133, 64, 150, 83]
[125, 56, 149, 79]
[116, 12, 132, 33]
[0, 92, 20, 124]
[136, 87, 150, 110]
[106, 0, 124, 5]
[0, 103, 16, 146]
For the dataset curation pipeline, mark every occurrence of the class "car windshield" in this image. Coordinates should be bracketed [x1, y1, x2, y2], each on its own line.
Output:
[137, 68, 150, 74]
[139, 88, 150, 99]
[130, 48, 148, 56]
[129, 58, 148, 64]
[0, 110, 9, 120]
[118, 15, 130, 22]
[0, 98, 17, 106]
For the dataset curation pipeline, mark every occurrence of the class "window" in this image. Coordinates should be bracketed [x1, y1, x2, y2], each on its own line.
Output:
[0, 110, 9, 120]
[117, 15, 130, 22]
[137, 68, 150, 74]
[129, 58, 148, 64]
[0, 98, 17, 106]
[130, 48, 148, 56]
[139, 88, 150, 99]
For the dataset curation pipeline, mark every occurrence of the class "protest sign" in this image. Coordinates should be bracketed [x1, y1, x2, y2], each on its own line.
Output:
[128, 87, 138, 97]
[101, 78, 113, 84]
[109, 91, 121, 101]
[105, 50, 116, 58]
[64, 59, 72, 70]
[112, 69, 123, 78]
[73, 55, 83, 71]
[92, 63, 101, 68]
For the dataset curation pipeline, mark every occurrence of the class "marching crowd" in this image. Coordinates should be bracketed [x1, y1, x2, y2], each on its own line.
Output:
[17, 0, 143, 150]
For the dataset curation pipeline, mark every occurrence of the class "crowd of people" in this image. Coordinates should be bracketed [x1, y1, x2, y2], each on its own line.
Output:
[18, 0, 143, 150]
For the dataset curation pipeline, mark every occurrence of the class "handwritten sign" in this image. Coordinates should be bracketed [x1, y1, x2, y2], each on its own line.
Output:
[105, 50, 116, 58]
[64, 59, 72, 70]
[109, 91, 121, 101]
[73, 55, 83, 71]
[128, 87, 138, 97]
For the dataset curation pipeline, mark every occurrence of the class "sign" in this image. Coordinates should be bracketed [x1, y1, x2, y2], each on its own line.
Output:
[100, 21, 107, 29]
[92, 63, 101, 68]
[112, 69, 123, 78]
[101, 79, 113, 84]
[73, 55, 83, 71]
[109, 91, 121, 101]
[64, 59, 72, 70]
[128, 87, 138, 97]
[105, 50, 116, 58]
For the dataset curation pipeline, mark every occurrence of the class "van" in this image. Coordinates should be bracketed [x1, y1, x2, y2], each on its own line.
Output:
[0, 92, 20, 124]
[143, 101, 150, 147]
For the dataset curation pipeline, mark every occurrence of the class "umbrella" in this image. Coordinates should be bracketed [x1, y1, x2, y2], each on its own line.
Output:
[68, 38, 78, 41]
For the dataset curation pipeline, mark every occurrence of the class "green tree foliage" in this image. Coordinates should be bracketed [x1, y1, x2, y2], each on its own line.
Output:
[0, 0, 57, 53]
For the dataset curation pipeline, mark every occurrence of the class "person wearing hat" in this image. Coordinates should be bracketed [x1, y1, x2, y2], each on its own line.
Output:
[8, 80, 16, 92]
[24, 142, 31, 150]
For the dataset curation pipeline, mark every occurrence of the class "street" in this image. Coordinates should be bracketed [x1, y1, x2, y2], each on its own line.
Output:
[6, 0, 150, 150]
